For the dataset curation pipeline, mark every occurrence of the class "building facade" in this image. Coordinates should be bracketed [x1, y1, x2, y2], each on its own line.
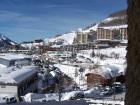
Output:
[74, 30, 97, 44]
[97, 27, 127, 40]
[120, 28, 128, 40]
[97, 28, 113, 40]
[74, 32, 88, 44]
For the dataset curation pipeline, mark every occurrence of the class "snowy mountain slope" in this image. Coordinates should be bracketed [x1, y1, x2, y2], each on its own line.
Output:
[99, 9, 127, 27]
[0, 34, 17, 47]
[44, 31, 76, 45]
[83, 23, 99, 33]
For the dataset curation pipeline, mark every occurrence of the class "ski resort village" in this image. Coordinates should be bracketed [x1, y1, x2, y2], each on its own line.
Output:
[0, 9, 127, 105]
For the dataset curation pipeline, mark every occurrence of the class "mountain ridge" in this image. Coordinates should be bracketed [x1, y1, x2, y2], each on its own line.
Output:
[0, 34, 17, 48]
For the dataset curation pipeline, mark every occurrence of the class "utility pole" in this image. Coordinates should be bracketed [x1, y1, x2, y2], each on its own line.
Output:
[113, 74, 116, 100]
[96, 43, 99, 86]
[58, 75, 61, 101]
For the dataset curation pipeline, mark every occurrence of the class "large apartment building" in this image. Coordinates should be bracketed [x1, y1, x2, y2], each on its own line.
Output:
[74, 30, 97, 44]
[97, 26, 127, 41]
[97, 28, 113, 40]
[74, 32, 88, 44]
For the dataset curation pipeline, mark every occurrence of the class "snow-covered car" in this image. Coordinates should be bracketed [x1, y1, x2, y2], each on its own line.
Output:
[101, 86, 113, 96]
[84, 87, 103, 99]
[42, 99, 56, 103]
[112, 82, 123, 93]
[62, 91, 84, 100]
[3, 96, 17, 104]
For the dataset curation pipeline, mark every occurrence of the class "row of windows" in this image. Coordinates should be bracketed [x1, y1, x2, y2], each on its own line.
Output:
[98, 30, 128, 39]
[97, 29, 112, 39]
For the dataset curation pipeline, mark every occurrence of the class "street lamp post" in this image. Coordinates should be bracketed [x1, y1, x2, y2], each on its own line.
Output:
[113, 74, 117, 100]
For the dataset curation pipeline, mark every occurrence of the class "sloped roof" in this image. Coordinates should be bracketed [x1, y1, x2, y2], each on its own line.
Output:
[0, 66, 38, 84]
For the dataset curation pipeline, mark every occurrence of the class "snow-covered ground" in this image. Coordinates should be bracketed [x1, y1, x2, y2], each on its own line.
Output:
[22, 91, 124, 105]
[53, 46, 126, 87]
[0, 46, 127, 104]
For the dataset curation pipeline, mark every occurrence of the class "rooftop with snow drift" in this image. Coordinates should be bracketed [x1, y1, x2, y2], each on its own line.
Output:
[0, 54, 37, 84]
[0, 53, 31, 61]
[0, 66, 38, 84]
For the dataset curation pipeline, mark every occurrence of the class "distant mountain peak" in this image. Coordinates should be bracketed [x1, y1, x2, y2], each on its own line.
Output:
[0, 34, 17, 47]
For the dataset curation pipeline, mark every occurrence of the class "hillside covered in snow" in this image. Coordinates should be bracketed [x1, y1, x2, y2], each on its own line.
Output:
[99, 9, 127, 27]
[44, 31, 76, 46]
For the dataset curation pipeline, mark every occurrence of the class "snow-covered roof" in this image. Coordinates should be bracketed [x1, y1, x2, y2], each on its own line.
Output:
[0, 53, 31, 61]
[86, 64, 126, 79]
[98, 24, 127, 30]
[103, 16, 126, 23]
[0, 65, 38, 84]
[21, 42, 43, 49]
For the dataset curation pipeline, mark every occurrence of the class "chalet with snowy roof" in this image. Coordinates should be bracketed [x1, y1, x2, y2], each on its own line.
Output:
[85, 64, 126, 88]
[0, 54, 38, 98]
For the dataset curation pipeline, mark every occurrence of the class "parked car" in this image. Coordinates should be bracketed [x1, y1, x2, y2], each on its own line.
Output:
[62, 91, 84, 100]
[112, 82, 123, 93]
[70, 92, 84, 100]
[3, 96, 17, 104]
[84, 87, 103, 99]
[101, 86, 113, 96]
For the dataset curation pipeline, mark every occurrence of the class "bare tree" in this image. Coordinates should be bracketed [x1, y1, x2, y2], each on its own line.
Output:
[125, 0, 140, 105]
